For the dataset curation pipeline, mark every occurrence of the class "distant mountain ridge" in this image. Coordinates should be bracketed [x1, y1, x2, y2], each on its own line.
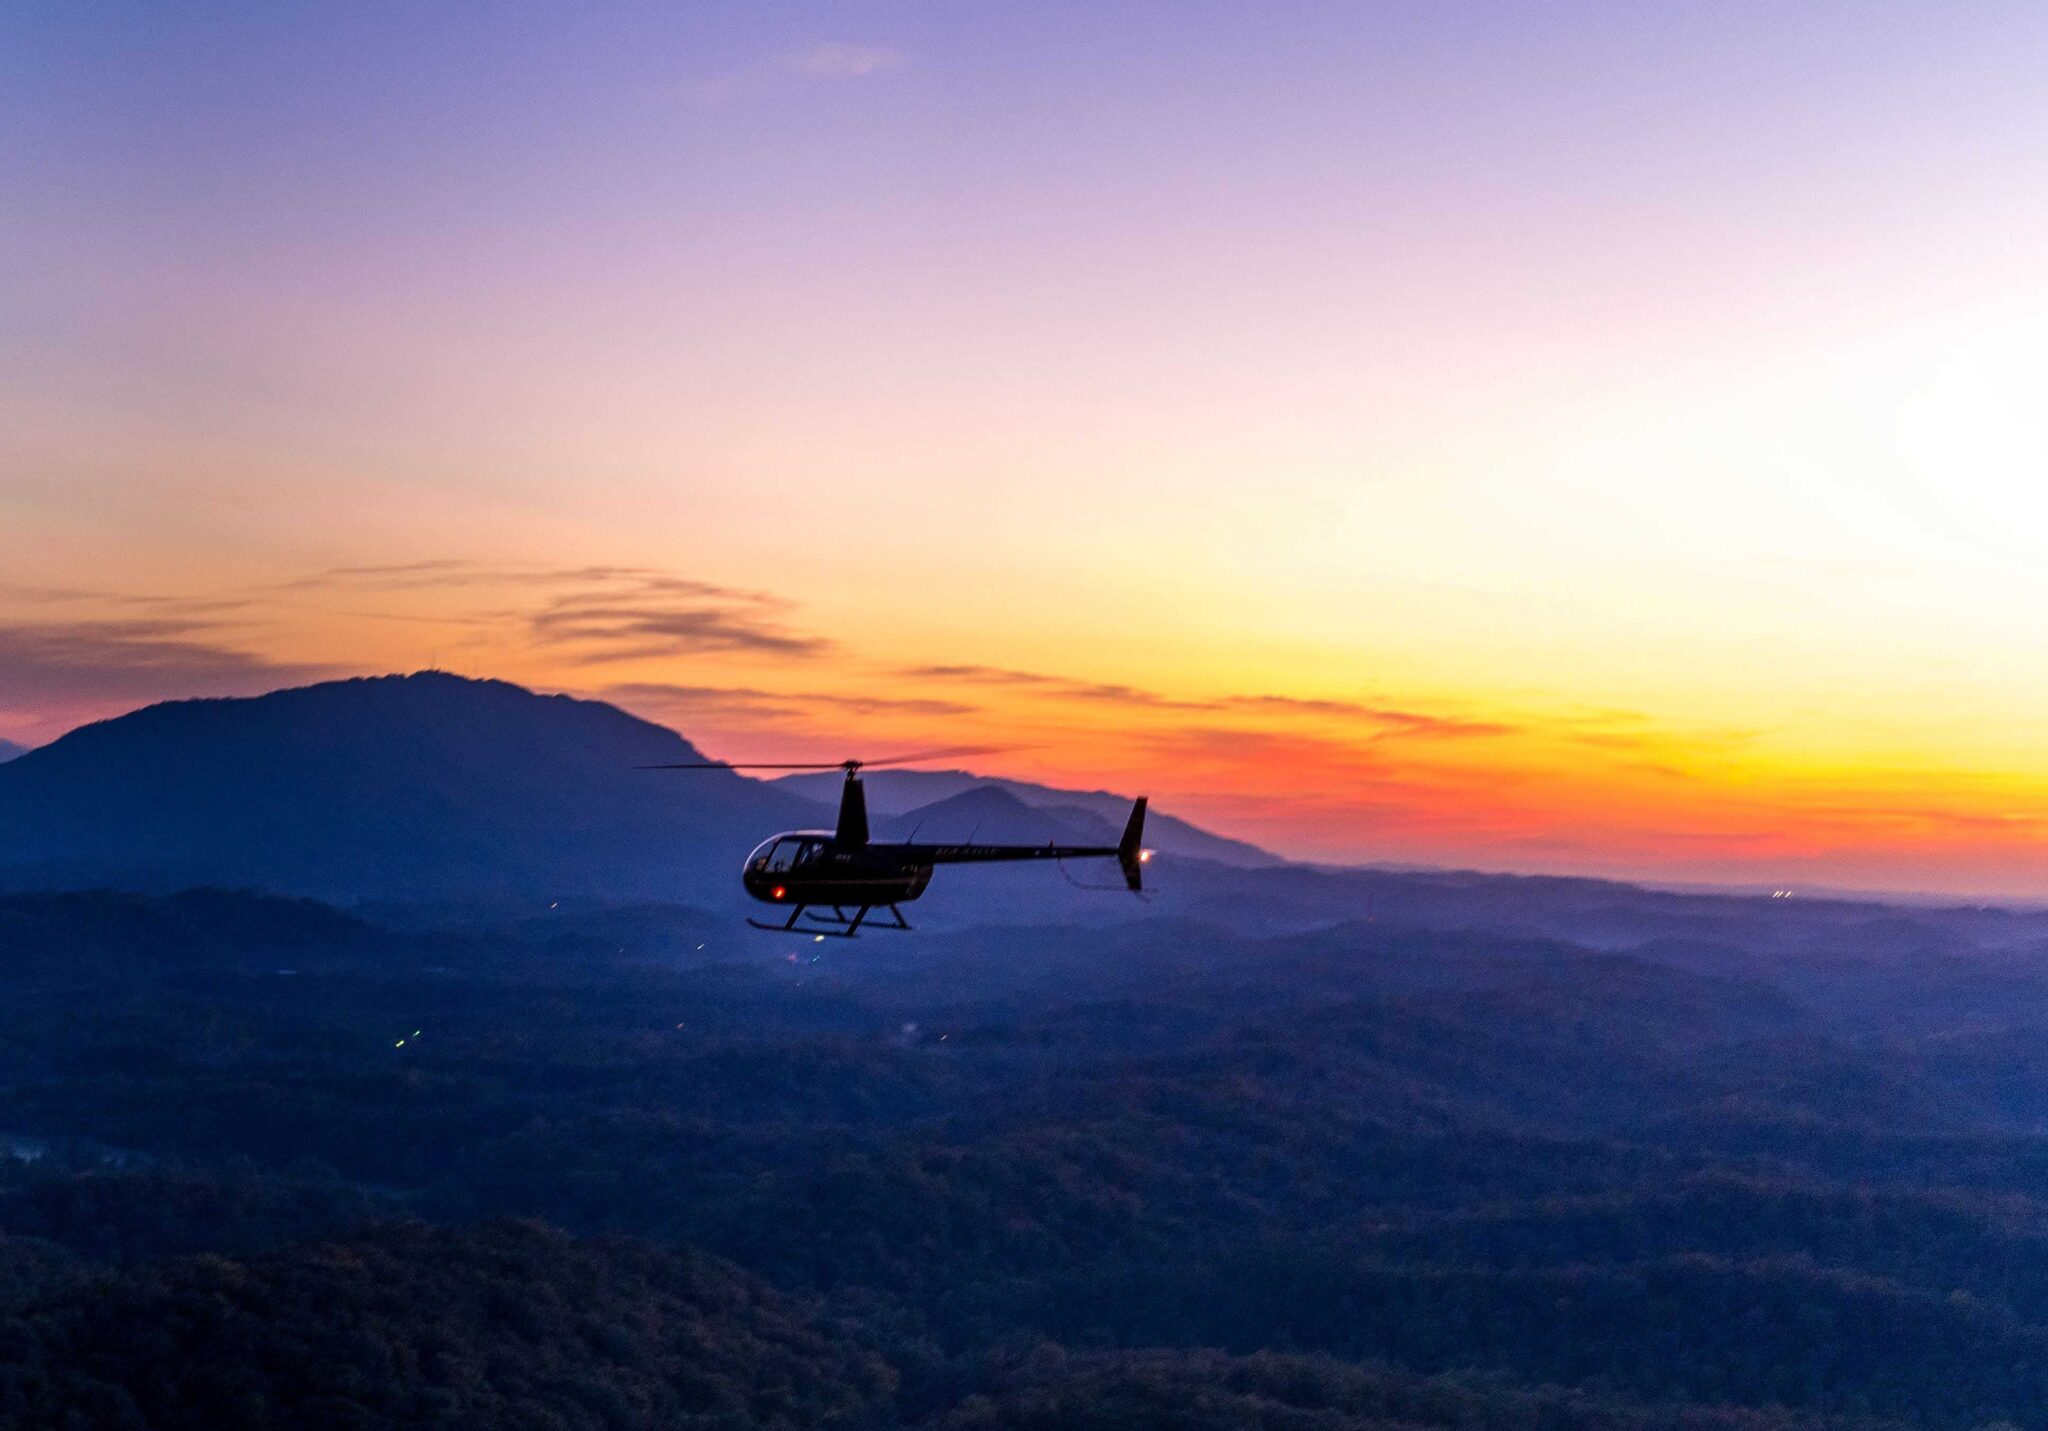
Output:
[6, 672, 2041, 950]
[0, 740, 26, 763]
[875, 786, 1082, 847]
[0, 673, 818, 906]
[0, 672, 1266, 915]
[774, 767, 1280, 867]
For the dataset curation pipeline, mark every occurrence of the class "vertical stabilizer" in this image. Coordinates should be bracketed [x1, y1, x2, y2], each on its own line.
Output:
[1117, 796, 1148, 892]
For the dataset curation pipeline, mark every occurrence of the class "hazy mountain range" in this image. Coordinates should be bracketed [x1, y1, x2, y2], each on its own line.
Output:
[0, 739, 26, 763]
[0, 673, 1269, 919]
[772, 767, 1280, 867]
[4, 671, 2041, 950]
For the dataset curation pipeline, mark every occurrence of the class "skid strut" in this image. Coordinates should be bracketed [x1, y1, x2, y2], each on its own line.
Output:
[806, 904, 914, 933]
[746, 903, 809, 933]
[749, 903, 915, 937]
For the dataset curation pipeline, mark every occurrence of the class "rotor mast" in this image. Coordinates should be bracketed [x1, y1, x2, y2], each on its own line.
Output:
[835, 759, 869, 847]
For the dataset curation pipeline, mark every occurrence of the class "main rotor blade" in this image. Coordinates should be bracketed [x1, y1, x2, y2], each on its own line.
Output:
[638, 761, 853, 770]
[858, 744, 1027, 768]
[640, 745, 1027, 772]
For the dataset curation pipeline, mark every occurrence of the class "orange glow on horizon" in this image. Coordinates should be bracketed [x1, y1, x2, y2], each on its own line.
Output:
[8, 553, 2048, 900]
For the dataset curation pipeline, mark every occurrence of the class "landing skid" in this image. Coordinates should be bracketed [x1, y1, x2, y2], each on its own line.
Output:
[746, 903, 914, 937]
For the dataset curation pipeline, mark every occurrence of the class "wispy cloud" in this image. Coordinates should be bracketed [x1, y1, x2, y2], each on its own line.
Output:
[529, 589, 827, 663]
[0, 582, 257, 618]
[898, 663, 1217, 711]
[283, 561, 740, 600]
[291, 562, 830, 664]
[900, 664, 1069, 689]
[1224, 694, 1516, 740]
[898, 663, 1515, 738]
[784, 41, 901, 77]
[0, 618, 335, 714]
[603, 681, 974, 724]
[690, 39, 902, 107]
[0, 563, 831, 740]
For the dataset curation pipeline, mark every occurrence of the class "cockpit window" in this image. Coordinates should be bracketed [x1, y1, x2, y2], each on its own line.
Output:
[760, 838, 822, 874]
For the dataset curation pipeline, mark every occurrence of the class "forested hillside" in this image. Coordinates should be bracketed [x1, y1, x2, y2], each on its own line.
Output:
[6, 886, 2048, 1425]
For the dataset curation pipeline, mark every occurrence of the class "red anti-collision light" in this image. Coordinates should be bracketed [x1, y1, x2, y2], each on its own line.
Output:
[772, 886, 786, 899]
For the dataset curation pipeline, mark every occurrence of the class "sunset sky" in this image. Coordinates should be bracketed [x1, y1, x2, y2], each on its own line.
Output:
[9, 2, 2048, 894]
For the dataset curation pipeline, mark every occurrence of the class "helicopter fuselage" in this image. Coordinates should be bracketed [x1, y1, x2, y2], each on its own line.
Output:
[743, 831, 935, 907]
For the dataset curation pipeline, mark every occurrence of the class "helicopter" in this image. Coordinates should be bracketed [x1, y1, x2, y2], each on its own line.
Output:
[645, 749, 1149, 936]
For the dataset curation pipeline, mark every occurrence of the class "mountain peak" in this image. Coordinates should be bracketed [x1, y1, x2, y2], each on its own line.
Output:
[0, 673, 816, 904]
[880, 786, 1086, 846]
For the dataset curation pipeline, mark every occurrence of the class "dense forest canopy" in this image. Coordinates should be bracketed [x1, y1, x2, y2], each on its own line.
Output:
[6, 880, 2048, 1426]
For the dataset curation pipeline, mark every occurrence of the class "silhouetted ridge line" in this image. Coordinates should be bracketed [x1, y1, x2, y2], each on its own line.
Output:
[0, 672, 818, 905]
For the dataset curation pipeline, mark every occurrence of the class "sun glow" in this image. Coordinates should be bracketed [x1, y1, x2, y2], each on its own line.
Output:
[1893, 317, 2048, 555]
